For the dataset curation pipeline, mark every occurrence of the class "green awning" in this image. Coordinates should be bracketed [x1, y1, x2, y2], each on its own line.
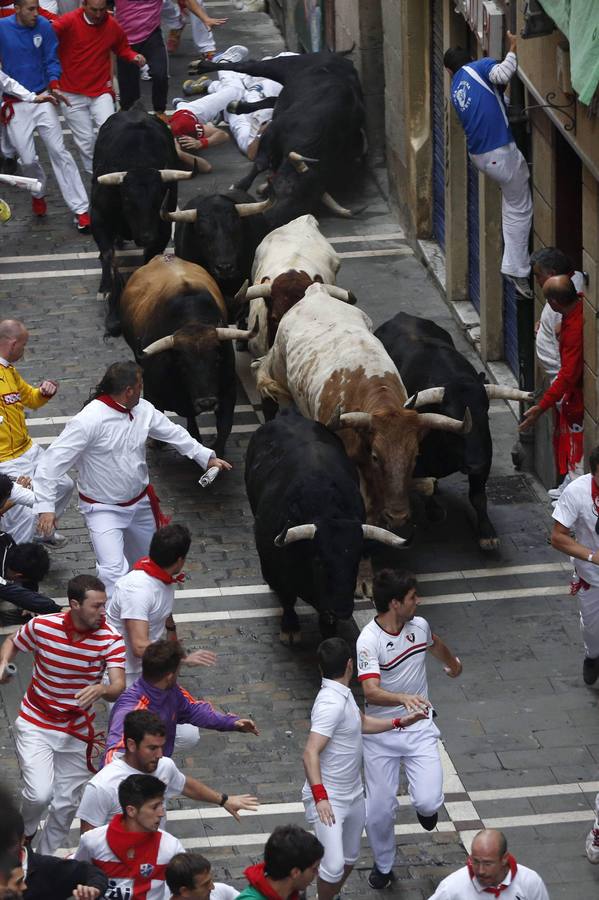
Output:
[538, 0, 599, 105]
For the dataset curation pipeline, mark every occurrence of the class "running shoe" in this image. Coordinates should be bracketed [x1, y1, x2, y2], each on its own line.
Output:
[586, 825, 599, 863]
[183, 76, 211, 96]
[213, 45, 249, 64]
[75, 211, 91, 233]
[367, 866, 395, 890]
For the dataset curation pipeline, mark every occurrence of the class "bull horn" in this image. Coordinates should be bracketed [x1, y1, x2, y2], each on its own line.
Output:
[142, 334, 176, 356]
[235, 198, 273, 217]
[274, 523, 317, 546]
[288, 151, 319, 174]
[159, 169, 194, 182]
[165, 208, 198, 223]
[404, 388, 446, 409]
[215, 326, 257, 341]
[97, 171, 127, 185]
[362, 524, 407, 548]
[246, 283, 272, 300]
[327, 411, 373, 431]
[321, 192, 353, 218]
[319, 285, 357, 304]
[485, 384, 534, 402]
[418, 407, 472, 435]
[234, 279, 249, 303]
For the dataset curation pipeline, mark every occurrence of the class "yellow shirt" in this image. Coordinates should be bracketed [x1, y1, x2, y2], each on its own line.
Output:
[0, 363, 49, 462]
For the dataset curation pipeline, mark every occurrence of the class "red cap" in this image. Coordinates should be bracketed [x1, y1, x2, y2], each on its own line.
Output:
[169, 109, 204, 139]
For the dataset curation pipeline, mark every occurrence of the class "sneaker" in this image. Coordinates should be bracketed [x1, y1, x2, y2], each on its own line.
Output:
[183, 76, 211, 96]
[213, 44, 249, 64]
[188, 51, 215, 73]
[367, 866, 395, 890]
[586, 826, 599, 863]
[31, 196, 47, 217]
[33, 530, 68, 548]
[140, 64, 151, 81]
[417, 811, 438, 831]
[75, 211, 91, 233]
[548, 472, 572, 500]
[504, 274, 533, 299]
[583, 656, 599, 685]
[172, 97, 185, 109]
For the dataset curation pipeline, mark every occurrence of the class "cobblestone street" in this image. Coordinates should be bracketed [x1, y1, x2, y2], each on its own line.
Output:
[0, 4, 598, 898]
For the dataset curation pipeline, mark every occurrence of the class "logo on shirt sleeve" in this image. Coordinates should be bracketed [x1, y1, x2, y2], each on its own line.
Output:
[454, 80, 471, 111]
[358, 649, 369, 670]
[1, 392, 21, 405]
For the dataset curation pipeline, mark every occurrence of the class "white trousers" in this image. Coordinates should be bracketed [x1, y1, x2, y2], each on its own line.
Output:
[5, 101, 88, 213]
[176, 82, 243, 126]
[305, 795, 365, 883]
[14, 716, 91, 854]
[470, 142, 532, 279]
[61, 92, 115, 175]
[80, 494, 156, 598]
[576, 582, 599, 658]
[0, 443, 73, 544]
[363, 722, 443, 873]
[190, 4, 215, 53]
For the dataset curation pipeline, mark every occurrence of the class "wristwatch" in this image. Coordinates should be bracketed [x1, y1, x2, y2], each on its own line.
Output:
[219, 792, 229, 807]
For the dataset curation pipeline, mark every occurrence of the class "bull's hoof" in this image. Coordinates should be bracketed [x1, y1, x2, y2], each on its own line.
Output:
[479, 536, 500, 551]
[354, 578, 373, 600]
[280, 629, 302, 646]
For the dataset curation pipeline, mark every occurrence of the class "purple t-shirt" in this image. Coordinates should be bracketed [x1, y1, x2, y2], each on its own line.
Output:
[115, 0, 162, 45]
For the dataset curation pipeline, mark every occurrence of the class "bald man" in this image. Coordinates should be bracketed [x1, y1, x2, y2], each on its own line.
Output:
[428, 829, 549, 899]
[519, 275, 584, 476]
[0, 320, 73, 545]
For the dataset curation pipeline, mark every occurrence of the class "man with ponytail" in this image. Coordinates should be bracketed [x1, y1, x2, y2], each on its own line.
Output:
[33, 360, 231, 597]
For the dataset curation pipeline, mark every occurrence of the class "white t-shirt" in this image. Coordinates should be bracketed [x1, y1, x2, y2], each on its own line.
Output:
[428, 861, 549, 899]
[552, 473, 599, 585]
[75, 822, 184, 900]
[356, 616, 434, 725]
[301, 678, 363, 803]
[106, 570, 175, 678]
[77, 754, 186, 828]
[536, 303, 561, 378]
[212, 885, 240, 900]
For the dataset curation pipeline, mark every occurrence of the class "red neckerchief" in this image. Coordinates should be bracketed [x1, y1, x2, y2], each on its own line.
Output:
[63, 610, 106, 643]
[97, 393, 133, 421]
[103, 815, 163, 900]
[243, 863, 299, 900]
[132, 556, 185, 585]
[467, 855, 518, 896]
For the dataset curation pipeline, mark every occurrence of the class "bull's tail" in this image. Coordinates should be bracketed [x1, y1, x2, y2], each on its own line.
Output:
[253, 354, 292, 403]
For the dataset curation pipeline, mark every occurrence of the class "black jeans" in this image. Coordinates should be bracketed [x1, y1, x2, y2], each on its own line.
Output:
[117, 27, 168, 113]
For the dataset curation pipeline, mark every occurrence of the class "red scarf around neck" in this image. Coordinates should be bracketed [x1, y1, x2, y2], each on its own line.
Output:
[132, 556, 185, 584]
[467, 854, 518, 896]
[97, 393, 134, 421]
[63, 610, 105, 643]
[101, 815, 164, 900]
[243, 863, 299, 900]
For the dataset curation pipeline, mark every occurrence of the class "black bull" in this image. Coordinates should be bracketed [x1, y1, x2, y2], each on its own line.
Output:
[194, 51, 366, 226]
[91, 105, 191, 301]
[245, 408, 406, 644]
[375, 312, 532, 550]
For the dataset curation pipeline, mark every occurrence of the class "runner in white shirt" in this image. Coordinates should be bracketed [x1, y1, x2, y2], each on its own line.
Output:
[33, 360, 232, 597]
[166, 851, 240, 900]
[107, 523, 215, 686]
[75, 773, 185, 900]
[356, 568, 462, 890]
[77, 709, 259, 831]
[0, 573, 126, 854]
[302, 638, 426, 900]
[551, 448, 599, 684]
[428, 829, 549, 900]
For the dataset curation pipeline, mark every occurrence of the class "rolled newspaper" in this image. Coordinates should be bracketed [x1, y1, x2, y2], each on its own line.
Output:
[0, 174, 43, 193]
[199, 466, 220, 488]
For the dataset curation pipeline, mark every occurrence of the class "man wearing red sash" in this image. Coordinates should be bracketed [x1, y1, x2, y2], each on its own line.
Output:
[0, 574, 126, 854]
[428, 829, 548, 899]
[33, 360, 231, 598]
[75, 773, 184, 900]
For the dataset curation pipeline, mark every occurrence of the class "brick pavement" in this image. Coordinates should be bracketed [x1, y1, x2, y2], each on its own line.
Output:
[0, 5, 598, 898]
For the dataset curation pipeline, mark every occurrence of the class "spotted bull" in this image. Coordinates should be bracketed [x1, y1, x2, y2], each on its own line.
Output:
[255, 285, 472, 532]
[245, 407, 406, 643]
[235, 214, 355, 356]
[111, 255, 255, 456]
[375, 312, 532, 549]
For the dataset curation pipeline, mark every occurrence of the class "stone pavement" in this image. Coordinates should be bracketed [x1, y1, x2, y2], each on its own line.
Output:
[0, 4, 598, 898]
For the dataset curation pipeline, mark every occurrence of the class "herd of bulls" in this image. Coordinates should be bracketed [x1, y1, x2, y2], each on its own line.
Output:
[89, 50, 533, 642]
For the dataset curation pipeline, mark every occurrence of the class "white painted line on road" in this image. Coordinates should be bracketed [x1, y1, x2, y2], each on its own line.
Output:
[31, 422, 259, 445]
[483, 810, 593, 829]
[0, 232, 405, 268]
[470, 781, 599, 802]
[419, 562, 570, 582]
[337, 248, 411, 260]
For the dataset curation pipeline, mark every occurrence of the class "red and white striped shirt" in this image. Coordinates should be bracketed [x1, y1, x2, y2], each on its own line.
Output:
[13, 612, 125, 735]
